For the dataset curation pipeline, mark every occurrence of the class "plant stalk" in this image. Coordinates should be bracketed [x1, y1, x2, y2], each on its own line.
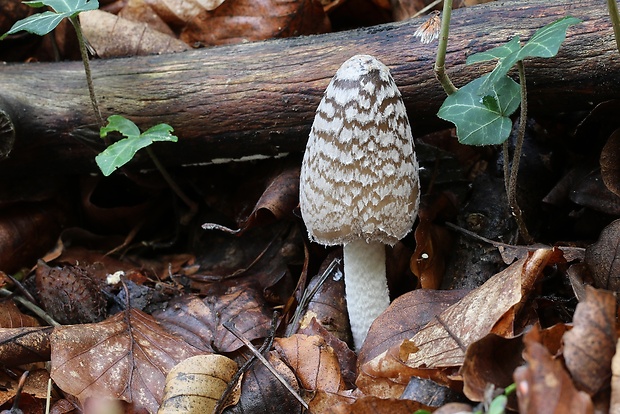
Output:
[607, 0, 620, 54]
[508, 61, 533, 244]
[145, 146, 198, 225]
[70, 16, 107, 144]
[434, 0, 457, 95]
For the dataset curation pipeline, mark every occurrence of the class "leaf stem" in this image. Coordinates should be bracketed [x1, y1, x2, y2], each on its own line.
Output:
[508, 61, 533, 244]
[434, 0, 457, 95]
[607, 0, 620, 54]
[69, 15, 107, 144]
[145, 146, 198, 225]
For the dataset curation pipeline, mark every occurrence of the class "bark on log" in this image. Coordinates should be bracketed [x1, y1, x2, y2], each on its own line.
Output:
[0, 0, 617, 175]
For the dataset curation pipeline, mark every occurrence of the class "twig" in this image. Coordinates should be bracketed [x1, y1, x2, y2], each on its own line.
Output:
[285, 258, 341, 337]
[215, 312, 279, 414]
[223, 321, 308, 410]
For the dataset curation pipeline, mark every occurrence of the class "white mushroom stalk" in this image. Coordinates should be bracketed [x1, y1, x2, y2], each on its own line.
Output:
[299, 55, 420, 351]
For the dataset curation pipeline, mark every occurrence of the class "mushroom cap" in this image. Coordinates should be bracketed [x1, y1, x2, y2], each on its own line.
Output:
[300, 54, 420, 247]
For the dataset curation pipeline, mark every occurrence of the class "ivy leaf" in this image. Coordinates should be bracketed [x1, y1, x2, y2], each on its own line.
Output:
[466, 36, 521, 64]
[438, 74, 520, 146]
[476, 16, 581, 94]
[96, 115, 178, 176]
[0, 0, 99, 40]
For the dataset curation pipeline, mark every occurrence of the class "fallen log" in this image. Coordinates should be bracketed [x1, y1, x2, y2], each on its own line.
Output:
[0, 0, 617, 175]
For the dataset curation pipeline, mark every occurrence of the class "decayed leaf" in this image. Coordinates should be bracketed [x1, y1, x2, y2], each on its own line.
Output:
[0, 369, 50, 407]
[0, 326, 53, 366]
[563, 286, 617, 395]
[80, 10, 189, 57]
[180, 0, 331, 46]
[50, 309, 206, 413]
[514, 326, 593, 414]
[0, 300, 39, 328]
[360, 249, 553, 398]
[275, 334, 346, 393]
[158, 354, 239, 414]
[610, 338, 620, 412]
[153, 284, 272, 352]
[461, 333, 524, 402]
[227, 350, 303, 414]
[601, 128, 620, 197]
[585, 219, 620, 291]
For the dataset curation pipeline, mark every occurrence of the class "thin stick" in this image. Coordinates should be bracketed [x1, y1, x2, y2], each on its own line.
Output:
[215, 312, 279, 414]
[434, 0, 458, 95]
[223, 321, 308, 410]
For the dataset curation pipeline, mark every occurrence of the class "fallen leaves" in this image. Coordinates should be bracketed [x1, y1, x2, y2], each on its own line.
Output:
[50, 309, 206, 413]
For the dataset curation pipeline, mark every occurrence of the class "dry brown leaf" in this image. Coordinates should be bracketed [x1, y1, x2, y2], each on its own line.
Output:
[359, 249, 553, 398]
[119, 0, 177, 35]
[180, 0, 331, 46]
[585, 219, 620, 291]
[159, 354, 239, 413]
[227, 350, 303, 413]
[0, 326, 52, 366]
[0, 300, 39, 328]
[563, 286, 617, 395]
[0, 369, 51, 407]
[50, 309, 206, 413]
[144, 0, 205, 27]
[461, 333, 524, 402]
[322, 395, 428, 414]
[153, 284, 272, 353]
[80, 10, 189, 58]
[514, 326, 594, 414]
[601, 128, 620, 197]
[275, 334, 346, 393]
[610, 338, 620, 412]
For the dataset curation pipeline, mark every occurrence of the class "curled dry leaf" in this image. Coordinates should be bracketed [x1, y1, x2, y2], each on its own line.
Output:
[153, 284, 272, 352]
[359, 249, 553, 398]
[80, 10, 190, 58]
[461, 333, 524, 403]
[158, 354, 239, 414]
[275, 334, 346, 393]
[601, 128, 620, 197]
[180, 0, 331, 46]
[50, 309, 205, 413]
[562, 286, 617, 395]
[514, 325, 594, 414]
[322, 395, 428, 414]
[585, 219, 620, 291]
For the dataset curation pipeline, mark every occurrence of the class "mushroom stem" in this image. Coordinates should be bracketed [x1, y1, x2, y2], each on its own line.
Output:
[343, 239, 390, 350]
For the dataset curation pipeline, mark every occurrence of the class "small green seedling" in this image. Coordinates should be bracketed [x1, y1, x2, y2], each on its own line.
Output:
[437, 16, 582, 146]
[97, 115, 178, 176]
[0, 0, 98, 40]
[2, 0, 183, 179]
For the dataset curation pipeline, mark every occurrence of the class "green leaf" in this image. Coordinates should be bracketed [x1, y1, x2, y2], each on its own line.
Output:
[438, 74, 520, 146]
[467, 36, 521, 64]
[476, 16, 581, 94]
[1, 0, 99, 40]
[96, 116, 177, 176]
[100, 114, 141, 139]
[488, 395, 507, 414]
[518, 16, 582, 59]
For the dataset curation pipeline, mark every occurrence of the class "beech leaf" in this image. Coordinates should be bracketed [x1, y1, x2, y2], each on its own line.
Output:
[50, 309, 205, 413]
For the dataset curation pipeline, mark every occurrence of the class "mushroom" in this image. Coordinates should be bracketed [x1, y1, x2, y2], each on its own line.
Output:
[299, 54, 420, 350]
